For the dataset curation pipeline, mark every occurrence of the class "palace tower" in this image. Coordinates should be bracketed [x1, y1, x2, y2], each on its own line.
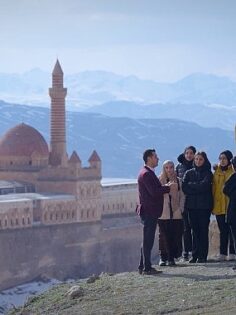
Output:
[49, 59, 68, 166]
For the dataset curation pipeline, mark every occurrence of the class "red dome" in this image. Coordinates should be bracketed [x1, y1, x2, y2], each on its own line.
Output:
[0, 123, 49, 157]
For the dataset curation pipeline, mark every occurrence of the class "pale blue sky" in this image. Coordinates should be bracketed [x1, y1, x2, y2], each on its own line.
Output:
[0, 0, 236, 81]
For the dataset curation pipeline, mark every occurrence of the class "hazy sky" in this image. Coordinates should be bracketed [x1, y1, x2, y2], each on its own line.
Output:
[0, 0, 236, 81]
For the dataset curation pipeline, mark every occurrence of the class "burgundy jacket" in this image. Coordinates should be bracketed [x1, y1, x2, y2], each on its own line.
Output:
[137, 166, 170, 219]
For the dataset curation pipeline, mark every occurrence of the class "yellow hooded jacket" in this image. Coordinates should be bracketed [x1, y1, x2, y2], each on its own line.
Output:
[212, 164, 234, 215]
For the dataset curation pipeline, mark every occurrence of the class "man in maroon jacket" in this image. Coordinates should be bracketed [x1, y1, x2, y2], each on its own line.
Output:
[137, 149, 173, 275]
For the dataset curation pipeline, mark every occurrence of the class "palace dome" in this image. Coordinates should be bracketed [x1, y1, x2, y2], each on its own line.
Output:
[0, 123, 49, 158]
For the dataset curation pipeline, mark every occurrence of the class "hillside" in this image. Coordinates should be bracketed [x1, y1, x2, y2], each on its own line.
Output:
[85, 100, 236, 130]
[0, 101, 234, 178]
[8, 261, 236, 315]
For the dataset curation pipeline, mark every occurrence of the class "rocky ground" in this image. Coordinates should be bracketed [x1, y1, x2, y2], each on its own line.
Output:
[7, 260, 236, 315]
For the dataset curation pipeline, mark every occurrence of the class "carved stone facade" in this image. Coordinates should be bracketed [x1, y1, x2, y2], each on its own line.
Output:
[0, 180, 138, 230]
[0, 60, 103, 227]
[102, 180, 138, 216]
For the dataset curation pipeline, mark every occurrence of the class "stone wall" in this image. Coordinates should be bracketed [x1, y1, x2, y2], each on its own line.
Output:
[102, 183, 138, 216]
[0, 215, 142, 291]
[209, 219, 220, 257]
[0, 216, 220, 291]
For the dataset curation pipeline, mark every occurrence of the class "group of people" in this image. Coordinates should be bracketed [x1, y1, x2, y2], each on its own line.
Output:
[137, 147, 236, 275]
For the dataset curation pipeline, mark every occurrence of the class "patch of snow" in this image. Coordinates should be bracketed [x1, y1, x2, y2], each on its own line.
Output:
[0, 279, 62, 314]
[117, 133, 130, 143]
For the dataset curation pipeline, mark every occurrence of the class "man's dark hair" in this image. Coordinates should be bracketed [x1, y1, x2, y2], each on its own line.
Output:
[143, 149, 156, 163]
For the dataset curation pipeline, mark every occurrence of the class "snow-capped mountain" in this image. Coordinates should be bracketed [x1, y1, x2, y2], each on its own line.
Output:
[0, 69, 236, 109]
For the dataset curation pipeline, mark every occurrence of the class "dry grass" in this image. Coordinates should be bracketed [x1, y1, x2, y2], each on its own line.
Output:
[8, 261, 236, 315]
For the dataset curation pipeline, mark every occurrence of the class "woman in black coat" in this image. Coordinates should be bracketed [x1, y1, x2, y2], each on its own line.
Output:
[176, 145, 196, 261]
[223, 156, 236, 268]
[182, 151, 213, 263]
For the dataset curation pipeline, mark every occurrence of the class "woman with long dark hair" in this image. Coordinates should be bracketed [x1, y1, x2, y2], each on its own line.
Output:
[182, 151, 213, 263]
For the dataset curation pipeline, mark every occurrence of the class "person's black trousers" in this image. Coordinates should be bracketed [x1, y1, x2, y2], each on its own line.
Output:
[158, 219, 183, 262]
[216, 214, 235, 255]
[230, 220, 236, 254]
[182, 210, 193, 258]
[188, 209, 211, 261]
[139, 215, 158, 272]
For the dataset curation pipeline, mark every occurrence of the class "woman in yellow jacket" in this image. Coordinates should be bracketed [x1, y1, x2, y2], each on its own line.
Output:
[212, 150, 235, 261]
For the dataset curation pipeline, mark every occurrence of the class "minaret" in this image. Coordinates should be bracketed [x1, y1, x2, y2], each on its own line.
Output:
[49, 59, 68, 166]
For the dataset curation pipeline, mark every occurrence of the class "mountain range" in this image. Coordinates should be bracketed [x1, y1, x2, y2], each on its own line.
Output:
[1, 69, 236, 109]
[0, 100, 234, 178]
[85, 100, 236, 131]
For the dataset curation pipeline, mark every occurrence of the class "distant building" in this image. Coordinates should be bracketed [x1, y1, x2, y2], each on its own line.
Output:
[0, 60, 138, 230]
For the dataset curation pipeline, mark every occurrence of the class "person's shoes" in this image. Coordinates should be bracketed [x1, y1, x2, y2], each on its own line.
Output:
[138, 268, 143, 275]
[179, 256, 188, 263]
[159, 259, 167, 266]
[197, 258, 207, 263]
[142, 267, 163, 275]
[232, 265, 236, 270]
[189, 258, 197, 263]
[167, 260, 176, 266]
[182, 252, 192, 261]
[228, 254, 236, 261]
[215, 254, 227, 261]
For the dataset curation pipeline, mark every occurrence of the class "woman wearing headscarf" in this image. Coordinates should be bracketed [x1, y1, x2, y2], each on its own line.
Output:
[213, 150, 235, 261]
[182, 151, 213, 263]
[158, 160, 185, 266]
[176, 145, 196, 261]
[223, 156, 236, 269]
